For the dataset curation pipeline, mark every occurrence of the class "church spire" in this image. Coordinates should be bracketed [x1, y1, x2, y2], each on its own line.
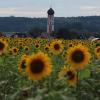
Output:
[47, 8, 55, 34]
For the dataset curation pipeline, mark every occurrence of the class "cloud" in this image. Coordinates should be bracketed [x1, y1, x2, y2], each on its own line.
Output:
[80, 6, 100, 16]
[80, 6, 99, 11]
[0, 7, 47, 17]
[0, 8, 16, 13]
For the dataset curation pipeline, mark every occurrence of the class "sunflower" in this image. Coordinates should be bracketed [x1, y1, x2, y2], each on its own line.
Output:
[68, 43, 73, 47]
[12, 47, 19, 55]
[66, 45, 91, 70]
[18, 42, 24, 48]
[8, 48, 13, 55]
[18, 54, 29, 72]
[59, 66, 77, 86]
[94, 46, 100, 59]
[26, 52, 52, 80]
[0, 40, 8, 55]
[24, 46, 29, 53]
[50, 40, 63, 55]
[44, 44, 50, 52]
[34, 43, 40, 49]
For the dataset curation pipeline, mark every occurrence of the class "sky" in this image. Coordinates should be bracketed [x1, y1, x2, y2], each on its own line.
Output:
[0, 0, 100, 17]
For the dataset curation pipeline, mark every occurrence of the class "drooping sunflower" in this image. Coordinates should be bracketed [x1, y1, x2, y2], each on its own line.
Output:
[59, 66, 77, 87]
[66, 45, 91, 70]
[94, 46, 100, 59]
[26, 52, 52, 80]
[0, 40, 8, 55]
[18, 54, 29, 72]
[50, 40, 63, 55]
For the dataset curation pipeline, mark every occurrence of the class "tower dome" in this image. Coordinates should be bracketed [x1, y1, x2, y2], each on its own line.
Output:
[47, 8, 54, 15]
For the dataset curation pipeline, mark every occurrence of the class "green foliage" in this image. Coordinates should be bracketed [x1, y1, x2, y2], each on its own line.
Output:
[79, 69, 91, 80]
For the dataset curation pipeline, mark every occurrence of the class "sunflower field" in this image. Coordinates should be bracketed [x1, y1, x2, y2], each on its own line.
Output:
[0, 37, 100, 100]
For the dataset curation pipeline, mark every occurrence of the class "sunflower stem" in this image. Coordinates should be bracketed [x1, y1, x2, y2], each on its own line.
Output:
[76, 70, 79, 98]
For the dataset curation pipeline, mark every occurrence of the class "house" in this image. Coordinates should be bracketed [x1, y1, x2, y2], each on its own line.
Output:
[11, 32, 32, 38]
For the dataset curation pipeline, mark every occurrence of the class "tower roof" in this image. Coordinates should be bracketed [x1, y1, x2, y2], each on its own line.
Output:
[47, 8, 54, 15]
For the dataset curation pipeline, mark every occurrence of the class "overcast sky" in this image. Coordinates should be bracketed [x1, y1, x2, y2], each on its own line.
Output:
[0, 0, 100, 17]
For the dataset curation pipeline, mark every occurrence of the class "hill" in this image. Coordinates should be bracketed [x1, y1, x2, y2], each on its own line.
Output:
[0, 16, 100, 34]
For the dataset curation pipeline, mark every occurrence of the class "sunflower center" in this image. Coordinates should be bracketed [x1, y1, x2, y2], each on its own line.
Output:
[13, 49, 17, 52]
[0, 42, 5, 50]
[69, 44, 72, 47]
[45, 47, 49, 51]
[72, 50, 84, 63]
[25, 48, 28, 51]
[35, 44, 39, 48]
[66, 71, 75, 80]
[54, 44, 60, 50]
[30, 59, 44, 73]
[97, 48, 100, 53]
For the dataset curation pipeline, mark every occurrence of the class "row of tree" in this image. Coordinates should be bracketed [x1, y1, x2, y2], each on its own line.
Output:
[0, 16, 100, 33]
[29, 27, 100, 39]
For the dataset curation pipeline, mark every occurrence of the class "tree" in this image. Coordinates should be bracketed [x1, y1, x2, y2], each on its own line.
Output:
[55, 28, 70, 39]
[29, 27, 44, 38]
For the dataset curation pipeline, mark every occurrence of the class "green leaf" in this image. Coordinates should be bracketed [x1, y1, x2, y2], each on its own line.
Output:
[79, 69, 91, 80]
[0, 57, 3, 64]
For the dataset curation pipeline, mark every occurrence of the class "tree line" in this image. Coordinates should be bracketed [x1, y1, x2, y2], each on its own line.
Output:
[1, 16, 100, 39]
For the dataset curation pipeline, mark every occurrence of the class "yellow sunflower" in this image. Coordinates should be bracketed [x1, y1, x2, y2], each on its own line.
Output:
[68, 43, 73, 47]
[8, 48, 13, 55]
[26, 52, 52, 80]
[0, 40, 8, 55]
[44, 44, 50, 52]
[94, 46, 100, 59]
[34, 43, 40, 49]
[59, 66, 77, 87]
[66, 45, 91, 70]
[12, 47, 19, 55]
[18, 54, 29, 72]
[50, 40, 63, 55]
[24, 46, 30, 53]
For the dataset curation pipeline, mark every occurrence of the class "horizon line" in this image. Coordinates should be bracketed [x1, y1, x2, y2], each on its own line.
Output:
[0, 15, 100, 18]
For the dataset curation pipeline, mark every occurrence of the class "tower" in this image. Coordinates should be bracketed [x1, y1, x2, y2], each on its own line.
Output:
[47, 8, 55, 34]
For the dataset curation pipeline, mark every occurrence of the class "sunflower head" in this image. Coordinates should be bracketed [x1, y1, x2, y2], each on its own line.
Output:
[66, 45, 91, 70]
[18, 54, 29, 72]
[0, 41, 5, 50]
[94, 46, 100, 59]
[26, 52, 52, 80]
[59, 66, 77, 87]
[24, 46, 30, 53]
[50, 40, 63, 55]
[35, 43, 40, 49]
[44, 44, 50, 52]
[12, 47, 19, 55]
[0, 40, 8, 55]
[8, 48, 13, 55]
[19, 42, 23, 46]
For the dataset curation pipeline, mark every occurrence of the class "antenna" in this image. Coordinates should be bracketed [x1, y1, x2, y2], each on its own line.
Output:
[50, 0, 52, 8]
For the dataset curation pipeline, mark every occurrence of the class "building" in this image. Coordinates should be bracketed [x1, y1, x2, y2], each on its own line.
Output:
[47, 8, 55, 35]
[11, 32, 31, 38]
[0, 32, 6, 37]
